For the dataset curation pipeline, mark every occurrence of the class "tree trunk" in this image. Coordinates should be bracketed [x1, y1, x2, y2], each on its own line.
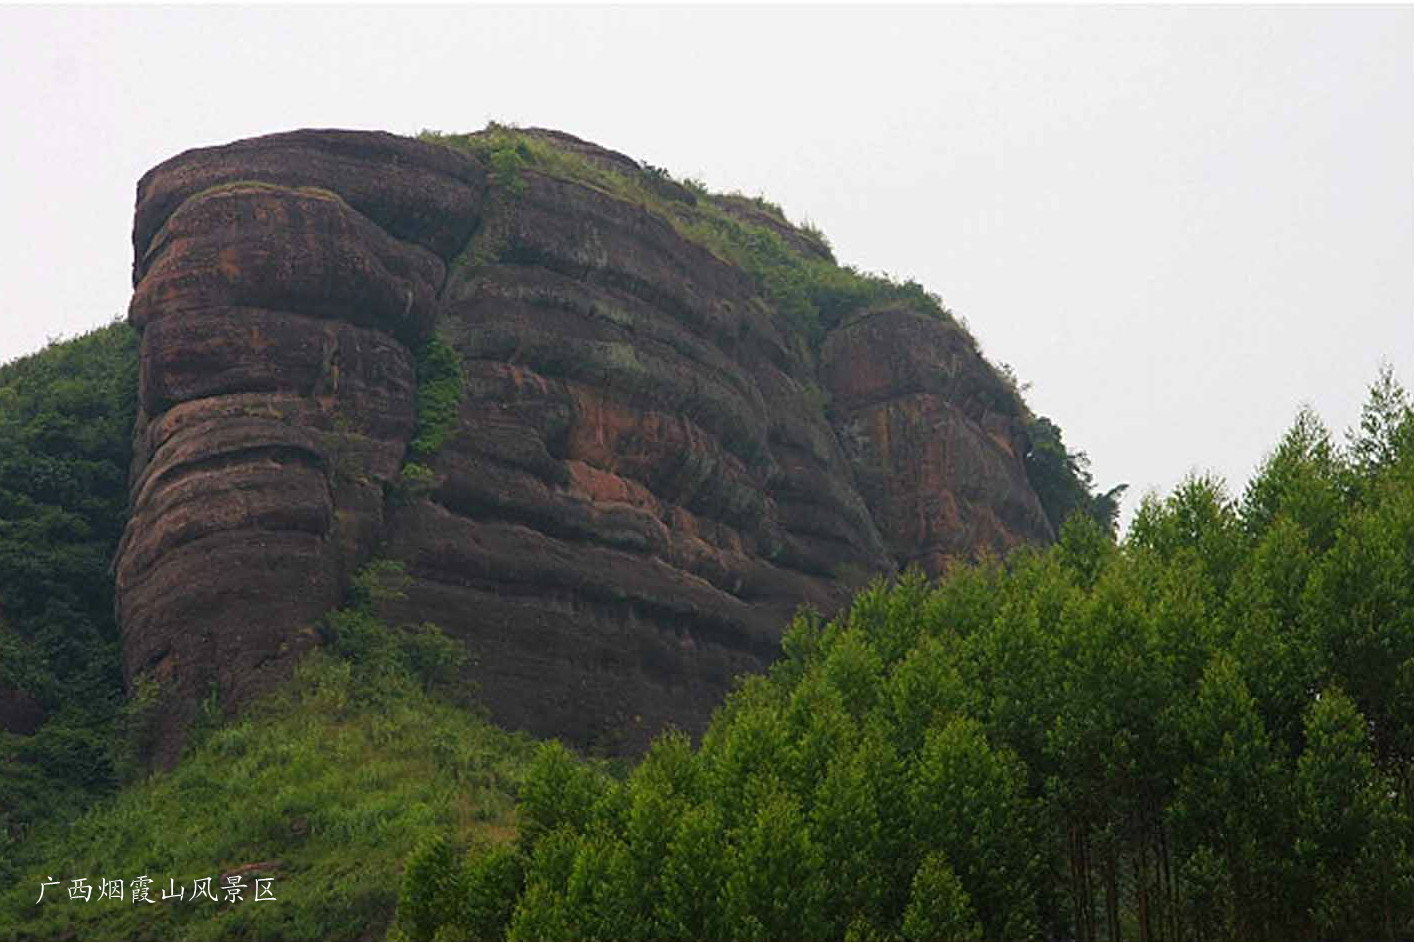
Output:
[1104, 848, 1120, 940]
[1135, 840, 1151, 940]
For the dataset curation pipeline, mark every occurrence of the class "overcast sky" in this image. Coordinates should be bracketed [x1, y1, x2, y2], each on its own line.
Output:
[1, 5, 1410, 529]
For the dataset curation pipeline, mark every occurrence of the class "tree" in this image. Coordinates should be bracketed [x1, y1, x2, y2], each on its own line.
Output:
[397, 372, 1414, 940]
[0, 321, 138, 839]
[1295, 689, 1411, 938]
[1241, 405, 1344, 550]
[1127, 472, 1244, 595]
[910, 717, 1038, 939]
[1167, 655, 1290, 937]
[902, 853, 982, 941]
[1347, 362, 1414, 488]
[1025, 417, 1126, 537]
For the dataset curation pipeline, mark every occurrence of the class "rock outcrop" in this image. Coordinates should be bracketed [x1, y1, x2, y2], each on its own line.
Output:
[116, 127, 1053, 763]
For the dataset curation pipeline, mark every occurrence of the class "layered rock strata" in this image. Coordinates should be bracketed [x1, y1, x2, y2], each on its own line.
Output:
[116, 128, 1052, 763]
[116, 131, 484, 764]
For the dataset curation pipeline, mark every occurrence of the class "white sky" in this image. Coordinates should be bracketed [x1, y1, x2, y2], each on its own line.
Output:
[1, 5, 1410, 529]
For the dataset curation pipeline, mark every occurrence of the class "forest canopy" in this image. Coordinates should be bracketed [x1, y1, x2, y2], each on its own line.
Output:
[400, 366, 1414, 941]
[0, 321, 136, 843]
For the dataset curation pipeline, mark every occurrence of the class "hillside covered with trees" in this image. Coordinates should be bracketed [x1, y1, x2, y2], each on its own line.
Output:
[0, 322, 137, 841]
[1, 291, 1411, 942]
[398, 368, 1414, 941]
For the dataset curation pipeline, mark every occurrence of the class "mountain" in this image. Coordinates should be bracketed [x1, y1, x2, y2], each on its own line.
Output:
[111, 125, 1075, 765]
[12, 125, 1409, 943]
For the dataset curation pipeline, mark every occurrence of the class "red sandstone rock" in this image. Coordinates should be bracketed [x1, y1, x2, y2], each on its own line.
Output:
[132, 128, 485, 274]
[131, 185, 444, 347]
[822, 305, 1053, 569]
[116, 128, 1054, 764]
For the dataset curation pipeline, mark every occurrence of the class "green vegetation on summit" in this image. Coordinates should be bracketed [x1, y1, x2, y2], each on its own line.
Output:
[422, 123, 1116, 536]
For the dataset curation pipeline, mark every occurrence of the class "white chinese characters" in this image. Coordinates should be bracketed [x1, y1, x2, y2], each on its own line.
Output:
[36, 874, 277, 905]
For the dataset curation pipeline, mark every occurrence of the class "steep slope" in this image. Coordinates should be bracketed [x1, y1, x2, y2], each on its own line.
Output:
[115, 126, 1054, 763]
[115, 131, 484, 766]
[2, 593, 538, 941]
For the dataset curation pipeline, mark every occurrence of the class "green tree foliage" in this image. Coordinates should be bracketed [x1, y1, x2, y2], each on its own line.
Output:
[399, 836, 466, 940]
[401, 368, 1414, 940]
[1295, 689, 1410, 938]
[1167, 654, 1289, 936]
[1026, 415, 1128, 537]
[1241, 405, 1345, 548]
[0, 321, 138, 844]
[1347, 361, 1414, 487]
[902, 853, 983, 942]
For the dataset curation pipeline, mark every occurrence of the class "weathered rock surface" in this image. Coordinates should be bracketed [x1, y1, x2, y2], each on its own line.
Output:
[822, 305, 1054, 574]
[117, 134, 477, 764]
[132, 129, 486, 274]
[116, 128, 1053, 763]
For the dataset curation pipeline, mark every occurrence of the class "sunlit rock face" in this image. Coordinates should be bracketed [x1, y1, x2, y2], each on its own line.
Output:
[821, 305, 1054, 575]
[116, 128, 1050, 764]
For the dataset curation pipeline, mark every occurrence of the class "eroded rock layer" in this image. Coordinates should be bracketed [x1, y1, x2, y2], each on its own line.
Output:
[117, 133, 480, 764]
[117, 128, 1052, 762]
[822, 305, 1054, 574]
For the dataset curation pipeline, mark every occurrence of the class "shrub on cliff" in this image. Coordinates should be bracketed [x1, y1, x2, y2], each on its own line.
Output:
[1025, 414, 1128, 537]
[409, 336, 465, 460]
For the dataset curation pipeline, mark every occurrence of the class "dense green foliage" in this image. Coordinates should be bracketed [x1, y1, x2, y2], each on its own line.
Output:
[0, 322, 138, 844]
[402, 368, 1414, 940]
[2, 563, 538, 940]
[1026, 415, 1128, 536]
[676, 208, 955, 347]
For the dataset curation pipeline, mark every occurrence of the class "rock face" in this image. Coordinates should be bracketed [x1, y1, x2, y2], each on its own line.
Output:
[822, 306, 1053, 575]
[116, 128, 1053, 763]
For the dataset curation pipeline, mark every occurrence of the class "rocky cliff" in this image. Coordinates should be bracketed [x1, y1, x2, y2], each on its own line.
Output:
[115, 127, 1054, 764]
